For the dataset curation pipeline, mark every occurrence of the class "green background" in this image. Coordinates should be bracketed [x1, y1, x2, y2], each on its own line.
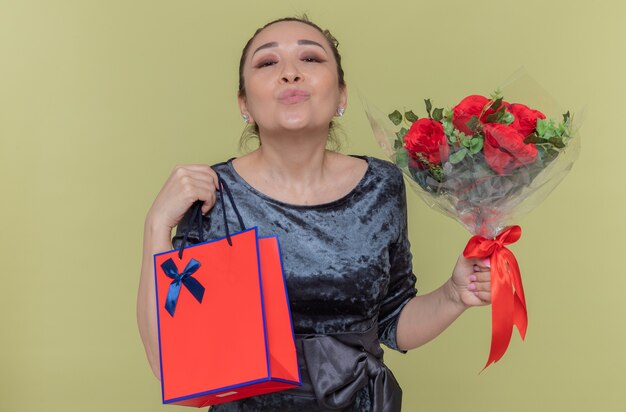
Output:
[1, 0, 624, 411]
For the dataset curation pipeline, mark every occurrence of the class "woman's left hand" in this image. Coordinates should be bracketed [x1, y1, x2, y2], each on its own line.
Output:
[450, 255, 492, 308]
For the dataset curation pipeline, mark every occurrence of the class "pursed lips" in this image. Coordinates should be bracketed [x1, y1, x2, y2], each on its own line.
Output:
[278, 89, 310, 104]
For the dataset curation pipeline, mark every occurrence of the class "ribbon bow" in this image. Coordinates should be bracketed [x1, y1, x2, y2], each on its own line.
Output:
[463, 225, 527, 369]
[161, 258, 205, 317]
[299, 327, 402, 411]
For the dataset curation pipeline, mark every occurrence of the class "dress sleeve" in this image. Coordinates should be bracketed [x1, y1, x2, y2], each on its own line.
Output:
[378, 177, 417, 352]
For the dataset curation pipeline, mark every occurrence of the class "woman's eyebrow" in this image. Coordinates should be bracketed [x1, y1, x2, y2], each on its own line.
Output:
[252, 42, 278, 57]
[251, 39, 327, 57]
[297, 39, 326, 51]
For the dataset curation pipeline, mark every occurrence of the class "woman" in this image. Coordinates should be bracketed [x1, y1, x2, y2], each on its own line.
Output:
[137, 17, 491, 411]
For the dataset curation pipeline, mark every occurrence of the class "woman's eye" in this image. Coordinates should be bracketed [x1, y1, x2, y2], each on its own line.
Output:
[302, 56, 322, 63]
[256, 60, 277, 68]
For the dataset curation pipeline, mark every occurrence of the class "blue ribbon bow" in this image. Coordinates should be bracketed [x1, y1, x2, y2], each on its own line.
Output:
[161, 258, 204, 317]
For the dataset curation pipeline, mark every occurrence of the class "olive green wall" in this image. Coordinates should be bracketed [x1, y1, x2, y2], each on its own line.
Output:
[1, 0, 623, 411]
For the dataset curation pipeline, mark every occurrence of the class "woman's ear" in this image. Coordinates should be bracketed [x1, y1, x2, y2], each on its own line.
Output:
[337, 85, 348, 116]
[237, 94, 253, 124]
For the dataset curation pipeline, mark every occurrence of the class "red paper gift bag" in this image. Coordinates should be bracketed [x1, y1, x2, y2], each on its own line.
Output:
[153, 183, 300, 407]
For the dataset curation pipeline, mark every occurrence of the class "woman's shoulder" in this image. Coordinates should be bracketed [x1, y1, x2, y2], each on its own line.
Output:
[208, 159, 237, 181]
[364, 156, 402, 175]
[326, 154, 404, 197]
[359, 156, 405, 188]
[210, 158, 234, 170]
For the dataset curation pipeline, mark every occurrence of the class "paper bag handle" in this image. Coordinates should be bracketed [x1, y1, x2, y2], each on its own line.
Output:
[177, 172, 246, 258]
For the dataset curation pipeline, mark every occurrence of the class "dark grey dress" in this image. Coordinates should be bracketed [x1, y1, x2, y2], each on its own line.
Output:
[172, 156, 417, 411]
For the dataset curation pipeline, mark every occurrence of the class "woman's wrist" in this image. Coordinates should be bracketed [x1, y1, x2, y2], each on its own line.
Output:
[144, 212, 174, 246]
[443, 278, 469, 313]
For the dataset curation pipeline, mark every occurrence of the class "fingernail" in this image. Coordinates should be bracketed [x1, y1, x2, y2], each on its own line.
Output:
[469, 275, 477, 282]
[468, 283, 476, 291]
[482, 258, 491, 267]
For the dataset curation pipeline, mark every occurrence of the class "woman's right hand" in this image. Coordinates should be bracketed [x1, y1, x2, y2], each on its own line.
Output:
[147, 164, 220, 230]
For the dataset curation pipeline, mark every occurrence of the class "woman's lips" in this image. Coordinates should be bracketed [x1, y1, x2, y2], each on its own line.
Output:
[278, 89, 310, 104]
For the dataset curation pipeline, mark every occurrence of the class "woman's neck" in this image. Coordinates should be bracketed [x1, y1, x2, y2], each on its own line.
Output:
[250, 129, 333, 185]
[232, 128, 351, 205]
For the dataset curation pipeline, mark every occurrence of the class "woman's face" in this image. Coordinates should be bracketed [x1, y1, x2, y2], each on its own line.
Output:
[238, 21, 347, 137]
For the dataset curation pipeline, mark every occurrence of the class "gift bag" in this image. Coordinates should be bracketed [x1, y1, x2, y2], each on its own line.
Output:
[153, 176, 301, 407]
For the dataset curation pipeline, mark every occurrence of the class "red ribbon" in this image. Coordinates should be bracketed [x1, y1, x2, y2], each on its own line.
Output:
[463, 225, 527, 369]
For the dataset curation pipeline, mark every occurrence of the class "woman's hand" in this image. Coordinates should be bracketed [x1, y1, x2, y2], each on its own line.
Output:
[450, 254, 492, 308]
[147, 164, 219, 230]
[396, 254, 492, 351]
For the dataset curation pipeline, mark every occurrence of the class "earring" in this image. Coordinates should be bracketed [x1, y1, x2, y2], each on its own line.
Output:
[336, 107, 345, 117]
[242, 114, 250, 123]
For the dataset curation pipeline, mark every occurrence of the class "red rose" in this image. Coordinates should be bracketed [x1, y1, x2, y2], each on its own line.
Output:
[483, 123, 538, 175]
[452, 95, 489, 136]
[508, 103, 546, 137]
[453, 95, 512, 136]
[404, 118, 449, 167]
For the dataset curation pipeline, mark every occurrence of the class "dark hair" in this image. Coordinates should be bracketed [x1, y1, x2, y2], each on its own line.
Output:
[237, 16, 346, 151]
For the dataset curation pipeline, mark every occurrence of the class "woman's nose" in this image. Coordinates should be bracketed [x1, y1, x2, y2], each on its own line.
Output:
[281, 73, 302, 83]
[280, 62, 302, 83]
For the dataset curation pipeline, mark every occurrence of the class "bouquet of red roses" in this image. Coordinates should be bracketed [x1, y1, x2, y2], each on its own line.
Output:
[367, 89, 580, 368]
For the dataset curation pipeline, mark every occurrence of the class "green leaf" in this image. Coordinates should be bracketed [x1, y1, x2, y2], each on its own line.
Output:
[446, 132, 456, 145]
[543, 128, 557, 140]
[536, 118, 549, 137]
[442, 116, 454, 136]
[389, 110, 402, 126]
[469, 137, 483, 154]
[460, 134, 472, 148]
[543, 148, 560, 162]
[466, 116, 480, 133]
[549, 136, 566, 149]
[394, 139, 403, 150]
[524, 132, 541, 144]
[563, 111, 571, 124]
[502, 111, 514, 125]
[484, 104, 510, 124]
[448, 148, 467, 164]
[491, 97, 503, 111]
[445, 136, 456, 146]
[405, 110, 419, 123]
[395, 127, 408, 141]
[430, 166, 444, 182]
[432, 108, 444, 122]
[490, 89, 503, 100]
[395, 148, 409, 168]
[484, 111, 499, 123]
[548, 148, 560, 158]
[454, 132, 472, 150]
[424, 99, 433, 118]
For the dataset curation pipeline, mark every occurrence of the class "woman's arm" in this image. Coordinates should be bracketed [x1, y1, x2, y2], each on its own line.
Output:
[137, 218, 175, 378]
[395, 255, 491, 351]
[136, 165, 219, 378]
